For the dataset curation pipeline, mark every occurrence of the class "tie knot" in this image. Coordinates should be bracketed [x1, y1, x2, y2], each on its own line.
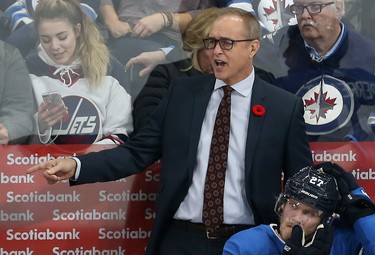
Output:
[222, 85, 233, 98]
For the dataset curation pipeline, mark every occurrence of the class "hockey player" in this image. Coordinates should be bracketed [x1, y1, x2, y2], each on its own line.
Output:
[223, 162, 375, 254]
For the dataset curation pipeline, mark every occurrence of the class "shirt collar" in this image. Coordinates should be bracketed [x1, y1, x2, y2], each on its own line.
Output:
[304, 22, 346, 62]
[214, 68, 255, 97]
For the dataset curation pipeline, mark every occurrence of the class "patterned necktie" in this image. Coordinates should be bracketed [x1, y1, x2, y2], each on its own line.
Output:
[203, 85, 233, 233]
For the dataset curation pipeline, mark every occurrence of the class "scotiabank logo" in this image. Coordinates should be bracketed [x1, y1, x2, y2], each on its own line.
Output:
[51, 96, 100, 144]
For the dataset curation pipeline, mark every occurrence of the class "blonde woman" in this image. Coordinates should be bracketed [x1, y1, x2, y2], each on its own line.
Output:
[26, 0, 132, 144]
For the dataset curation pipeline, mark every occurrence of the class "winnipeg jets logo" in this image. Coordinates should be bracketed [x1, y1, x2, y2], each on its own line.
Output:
[304, 87, 337, 123]
[296, 75, 354, 135]
[51, 95, 101, 144]
[258, 0, 296, 32]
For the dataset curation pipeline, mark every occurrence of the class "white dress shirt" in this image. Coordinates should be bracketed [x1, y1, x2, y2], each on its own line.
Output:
[174, 71, 256, 225]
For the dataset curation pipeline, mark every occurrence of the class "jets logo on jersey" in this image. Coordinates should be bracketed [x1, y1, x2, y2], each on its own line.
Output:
[257, 0, 296, 33]
[296, 75, 354, 135]
[51, 95, 101, 144]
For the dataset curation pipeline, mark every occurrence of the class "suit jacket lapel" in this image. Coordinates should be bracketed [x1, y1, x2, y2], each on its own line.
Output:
[245, 76, 267, 179]
[187, 75, 216, 179]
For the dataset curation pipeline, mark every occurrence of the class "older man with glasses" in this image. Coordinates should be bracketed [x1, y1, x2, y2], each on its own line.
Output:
[289, 1, 335, 15]
[255, 0, 375, 142]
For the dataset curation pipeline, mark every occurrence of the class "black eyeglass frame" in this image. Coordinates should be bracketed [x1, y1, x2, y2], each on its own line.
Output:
[289, 2, 335, 15]
[202, 38, 255, 50]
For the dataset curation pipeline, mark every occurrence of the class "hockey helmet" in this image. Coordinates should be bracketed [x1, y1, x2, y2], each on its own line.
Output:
[275, 165, 341, 216]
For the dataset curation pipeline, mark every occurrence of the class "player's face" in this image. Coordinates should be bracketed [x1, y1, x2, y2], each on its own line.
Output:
[207, 15, 259, 85]
[293, 0, 342, 43]
[38, 18, 81, 65]
[279, 198, 322, 241]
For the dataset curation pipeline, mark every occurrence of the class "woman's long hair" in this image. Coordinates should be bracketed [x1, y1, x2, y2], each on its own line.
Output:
[182, 7, 219, 72]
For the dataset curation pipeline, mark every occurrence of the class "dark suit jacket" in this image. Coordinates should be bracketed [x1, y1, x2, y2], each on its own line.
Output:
[75, 73, 312, 254]
[133, 58, 276, 132]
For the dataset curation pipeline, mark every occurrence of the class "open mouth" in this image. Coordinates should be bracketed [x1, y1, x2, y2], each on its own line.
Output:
[214, 59, 227, 69]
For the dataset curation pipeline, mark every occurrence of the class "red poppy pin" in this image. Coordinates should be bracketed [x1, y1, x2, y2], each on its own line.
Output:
[252, 105, 266, 117]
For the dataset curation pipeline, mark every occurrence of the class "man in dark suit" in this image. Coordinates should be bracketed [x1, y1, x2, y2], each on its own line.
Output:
[27, 7, 312, 255]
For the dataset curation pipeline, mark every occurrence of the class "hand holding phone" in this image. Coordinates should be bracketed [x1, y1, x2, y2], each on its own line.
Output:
[42, 91, 65, 110]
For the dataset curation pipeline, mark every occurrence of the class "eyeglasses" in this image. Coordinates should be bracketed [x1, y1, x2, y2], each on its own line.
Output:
[203, 38, 255, 50]
[290, 2, 334, 15]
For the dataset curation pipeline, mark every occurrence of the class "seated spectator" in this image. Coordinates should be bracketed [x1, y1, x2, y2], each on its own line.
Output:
[132, 7, 219, 132]
[3, 0, 100, 57]
[0, 40, 34, 144]
[99, 0, 215, 97]
[99, 0, 215, 65]
[224, 162, 375, 254]
[26, 0, 133, 145]
[255, 0, 375, 142]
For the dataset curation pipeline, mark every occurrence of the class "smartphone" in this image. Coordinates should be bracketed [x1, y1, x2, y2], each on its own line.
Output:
[42, 91, 65, 110]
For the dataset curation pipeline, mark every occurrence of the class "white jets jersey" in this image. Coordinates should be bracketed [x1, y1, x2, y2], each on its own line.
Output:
[26, 50, 133, 145]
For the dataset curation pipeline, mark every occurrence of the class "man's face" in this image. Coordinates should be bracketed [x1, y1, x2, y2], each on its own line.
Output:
[279, 198, 322, 241]
[293, 0, 342, 42]
[207, 15, 259, 85]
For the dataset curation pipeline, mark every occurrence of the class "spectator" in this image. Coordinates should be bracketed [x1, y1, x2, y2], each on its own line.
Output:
[3, 0, 100, 57]
[255, 0, 375, 142]
[100, 0, 215, 65]
[26, 0, 132, 145]
[26, 8, 312, 255]
[0, 40, 34, 144]
[132, 7, 219, 131]
[99, 0, 215, 97]
[224, 162, 375, 254]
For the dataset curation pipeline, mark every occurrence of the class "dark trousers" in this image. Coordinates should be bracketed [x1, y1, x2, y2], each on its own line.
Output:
[158, 220, 251, 255]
